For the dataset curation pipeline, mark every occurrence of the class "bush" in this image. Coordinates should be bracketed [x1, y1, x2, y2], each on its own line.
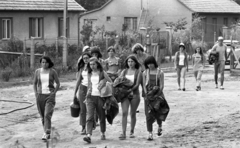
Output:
[1, 68, 12, 82]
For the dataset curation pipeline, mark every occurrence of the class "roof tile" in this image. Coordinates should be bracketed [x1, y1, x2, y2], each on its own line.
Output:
[0, 0, 85, 11]
[179, 0, 240, 13]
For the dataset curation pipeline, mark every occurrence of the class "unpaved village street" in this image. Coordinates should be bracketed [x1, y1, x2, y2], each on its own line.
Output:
[1, 65, 240, 148]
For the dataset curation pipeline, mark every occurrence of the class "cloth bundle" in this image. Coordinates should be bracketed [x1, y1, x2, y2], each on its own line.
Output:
[112, 77, 134, 103]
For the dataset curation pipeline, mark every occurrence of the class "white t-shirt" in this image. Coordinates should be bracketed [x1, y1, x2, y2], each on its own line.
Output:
[81, 70, 88, 86]
[91, 72, 100, 96]
[179, 54, 185, 66]
[40, 69, 51, 94]
[125, 74, 134, 83]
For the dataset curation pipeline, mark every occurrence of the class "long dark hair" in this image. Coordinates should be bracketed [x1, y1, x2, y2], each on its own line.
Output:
[77, 52, 91, 71]
[87, 57, 103, 74]
[144, 56, 158, 69]
[124, 54, 140, 69]
[40, 56, 54, 68]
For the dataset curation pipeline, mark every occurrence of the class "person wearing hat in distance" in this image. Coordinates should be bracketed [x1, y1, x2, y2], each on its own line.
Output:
[211, 36, 227, 90]
[174, 43, 188, 91]
[33, 56, 60, 141]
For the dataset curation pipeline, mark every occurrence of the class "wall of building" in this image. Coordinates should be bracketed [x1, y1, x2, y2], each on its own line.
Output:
[79, 0, 193, 35]
[80, 0, 142, 35]
[200, 13, 240, 44]
[0, 10, 80, 47]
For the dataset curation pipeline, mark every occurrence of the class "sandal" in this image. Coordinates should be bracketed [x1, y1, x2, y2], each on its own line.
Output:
[81, 128, 86, 135]
[129, 132, 135, 138]
[147, 134, 153, 141]
[119, 134, 126, 140]
[83, 136, 91, 143]
[101, 134, 106, 140]
[157, 128, 162, 136]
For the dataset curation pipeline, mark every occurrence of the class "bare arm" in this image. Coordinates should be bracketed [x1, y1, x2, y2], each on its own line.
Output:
[174, 52, 178, 69]
[142, 70, 147, 95]
[73, 71, 82, 98]
[103, 71, 113, 83]
[131, 70, 142, 91]
[159, 72, 164, 92]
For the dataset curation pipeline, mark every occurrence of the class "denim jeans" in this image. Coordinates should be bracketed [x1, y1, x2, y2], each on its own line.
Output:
[36, 94, 56, 134]
[144, 99, 162, 132]
[78, 84, 87, 126]
[86, 95, 106, 135]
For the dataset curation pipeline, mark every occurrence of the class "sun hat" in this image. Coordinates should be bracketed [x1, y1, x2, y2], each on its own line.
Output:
[179, 43, 185, 49]
[218, 36, 224, 40]
[82, 46, 90, 52]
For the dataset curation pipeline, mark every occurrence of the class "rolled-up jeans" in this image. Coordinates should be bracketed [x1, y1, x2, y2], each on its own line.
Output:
[36, 94, 56, 134]
[86, 95, 106, 135]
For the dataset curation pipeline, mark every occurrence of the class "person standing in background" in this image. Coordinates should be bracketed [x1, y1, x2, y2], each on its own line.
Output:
[192, 47, 205, 91]
[211, 36, 227, 90]
[174, 43, 188, 91]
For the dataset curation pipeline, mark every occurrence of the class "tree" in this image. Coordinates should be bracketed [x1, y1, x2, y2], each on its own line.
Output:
[76, 0, 109, 11]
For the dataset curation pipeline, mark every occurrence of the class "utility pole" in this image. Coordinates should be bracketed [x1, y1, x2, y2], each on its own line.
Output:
[63, 0, 68, 68]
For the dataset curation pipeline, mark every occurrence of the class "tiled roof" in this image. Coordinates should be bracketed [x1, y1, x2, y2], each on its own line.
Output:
[179, 0, 240, 13]
[0, 0, 85, 11]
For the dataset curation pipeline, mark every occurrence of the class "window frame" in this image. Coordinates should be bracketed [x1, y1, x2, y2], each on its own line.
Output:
[0, 17, 13, 40]
[124, 17, 138, 31]
[29, 17, 44, 39]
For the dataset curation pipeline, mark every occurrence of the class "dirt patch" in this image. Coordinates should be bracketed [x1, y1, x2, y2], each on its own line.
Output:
[1, 65, 240, 148]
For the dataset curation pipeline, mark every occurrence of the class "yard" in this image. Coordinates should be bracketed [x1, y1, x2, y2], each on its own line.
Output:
[1, 64, 240, 148]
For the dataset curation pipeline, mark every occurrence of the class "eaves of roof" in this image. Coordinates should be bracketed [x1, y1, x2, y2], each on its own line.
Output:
[79, 0, 113, 16]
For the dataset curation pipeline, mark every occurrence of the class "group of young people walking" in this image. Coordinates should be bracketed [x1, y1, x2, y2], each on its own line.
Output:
[33, 36, 226, 143]
[72, 44, 169, 143]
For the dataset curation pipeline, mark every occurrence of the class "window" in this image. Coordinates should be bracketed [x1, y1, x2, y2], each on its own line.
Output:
[223, 18, 228, 27]
[124, 17, 137, 31]
[212, 18, 217, 33]
[58, 17, 69, 37]
[0, 18, 12, 39]
[106, 16, 111, 22]
[84, 19, 97, 28]
[29, 18, 43, 38]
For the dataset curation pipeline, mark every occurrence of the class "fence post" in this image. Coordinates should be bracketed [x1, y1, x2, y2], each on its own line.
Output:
[166, 27, 173, 62]
[23, 38, 26, 54]
[56, 38, 58, 58]
[30, 37, 35, 69]
[63, 36, 68, 68]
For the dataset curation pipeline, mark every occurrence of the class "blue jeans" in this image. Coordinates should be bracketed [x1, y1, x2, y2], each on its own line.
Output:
[36, 94, 56, 134]
[78, 84, 87, 126]
[86, 95, 106, 135]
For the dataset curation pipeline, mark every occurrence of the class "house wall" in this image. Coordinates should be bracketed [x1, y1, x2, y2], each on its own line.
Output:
[79, 0, 193, 35]
[142, 0, 193, 30]
[199, 13, 240, 44]
[0, 11, 80, 47]
[79, 0, 142, 34]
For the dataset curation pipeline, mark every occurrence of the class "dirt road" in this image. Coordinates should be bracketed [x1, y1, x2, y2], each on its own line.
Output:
[1, 65, 240, 148]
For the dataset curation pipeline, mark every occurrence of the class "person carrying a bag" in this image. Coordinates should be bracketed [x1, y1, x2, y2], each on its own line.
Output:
[118, 55, 142, 140]
[83, 57, 112, 143]
[142, 56, 170, 141]
[73, 52, 91, 135]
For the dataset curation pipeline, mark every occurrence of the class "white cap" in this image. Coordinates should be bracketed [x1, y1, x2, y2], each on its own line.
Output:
[218, 36, 224, 40]
[82, 46, 90, 52]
